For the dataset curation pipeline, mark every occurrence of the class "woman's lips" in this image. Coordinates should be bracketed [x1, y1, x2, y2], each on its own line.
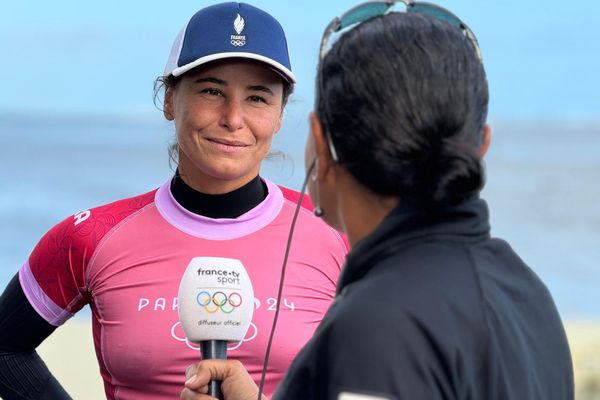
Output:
[206, 138, 249, 152]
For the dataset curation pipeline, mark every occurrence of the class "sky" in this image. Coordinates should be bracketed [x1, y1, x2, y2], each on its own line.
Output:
[1, 0, 599, 121]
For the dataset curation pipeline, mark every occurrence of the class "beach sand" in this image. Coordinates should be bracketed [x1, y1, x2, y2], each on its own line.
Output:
[37, 317, 105, 400]
[35, 318, 600, 399]
[566, 321, 600, 399]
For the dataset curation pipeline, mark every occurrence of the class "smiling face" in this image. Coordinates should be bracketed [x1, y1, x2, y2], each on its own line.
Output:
[164, 60, 284, 194]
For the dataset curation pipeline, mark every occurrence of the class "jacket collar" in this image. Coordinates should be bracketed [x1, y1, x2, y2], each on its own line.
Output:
[336, 197, 491, 295]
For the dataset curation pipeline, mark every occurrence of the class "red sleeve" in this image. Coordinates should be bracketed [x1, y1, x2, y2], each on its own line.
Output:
[22, 191, 156, 321]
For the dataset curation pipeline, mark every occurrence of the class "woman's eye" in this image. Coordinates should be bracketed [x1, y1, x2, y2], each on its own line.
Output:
[201, 88, 223, 96]
[248, 95, 267, 104]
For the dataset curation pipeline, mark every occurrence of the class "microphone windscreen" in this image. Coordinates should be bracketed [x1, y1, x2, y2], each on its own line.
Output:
[178, 257, 254, 343]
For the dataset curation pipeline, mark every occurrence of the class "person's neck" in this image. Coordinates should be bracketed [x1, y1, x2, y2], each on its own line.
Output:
[170, 170, 267, 218]
[337, 175, 400, 248]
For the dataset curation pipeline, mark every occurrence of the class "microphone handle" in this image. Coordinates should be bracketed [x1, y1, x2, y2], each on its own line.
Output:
[200, 340, 228, 400]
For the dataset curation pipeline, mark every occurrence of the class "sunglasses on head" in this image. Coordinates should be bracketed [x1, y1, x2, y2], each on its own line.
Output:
[316, 0, 482, 163]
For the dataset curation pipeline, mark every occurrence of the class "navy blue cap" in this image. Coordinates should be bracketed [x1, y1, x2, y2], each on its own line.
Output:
[164, 2, 296, 83]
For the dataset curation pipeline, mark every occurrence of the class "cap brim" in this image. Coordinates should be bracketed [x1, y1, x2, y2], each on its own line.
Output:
[171, 52, 296, 84]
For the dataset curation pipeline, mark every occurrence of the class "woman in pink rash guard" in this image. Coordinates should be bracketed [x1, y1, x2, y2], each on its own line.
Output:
[0, 3, 347, 400]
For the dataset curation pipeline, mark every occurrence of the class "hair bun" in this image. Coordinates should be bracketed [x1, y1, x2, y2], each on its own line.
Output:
[429, 140, 483, 204]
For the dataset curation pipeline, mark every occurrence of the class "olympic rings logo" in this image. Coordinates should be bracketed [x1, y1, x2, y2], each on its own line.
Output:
[196, 291, 243, 314]
[230, 39, 246, 46]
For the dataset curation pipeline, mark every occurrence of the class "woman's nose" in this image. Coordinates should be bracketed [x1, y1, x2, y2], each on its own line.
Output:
[219, 99, 244, 131]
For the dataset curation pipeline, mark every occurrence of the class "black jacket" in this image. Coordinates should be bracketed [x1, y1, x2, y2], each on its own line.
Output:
[274, 198, 573, 400]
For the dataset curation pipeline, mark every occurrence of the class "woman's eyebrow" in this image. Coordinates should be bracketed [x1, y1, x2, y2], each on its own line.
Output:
[194, 77, 226, 85]
[247, 85, 275, 96]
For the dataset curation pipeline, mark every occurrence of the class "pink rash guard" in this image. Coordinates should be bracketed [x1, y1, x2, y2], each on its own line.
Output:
[18, 178, 347, 399]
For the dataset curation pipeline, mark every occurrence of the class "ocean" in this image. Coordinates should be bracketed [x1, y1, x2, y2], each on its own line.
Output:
[1, 113, 599, 319]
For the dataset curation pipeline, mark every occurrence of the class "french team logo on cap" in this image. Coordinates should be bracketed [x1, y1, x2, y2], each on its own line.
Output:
[231, 13, 246, 46]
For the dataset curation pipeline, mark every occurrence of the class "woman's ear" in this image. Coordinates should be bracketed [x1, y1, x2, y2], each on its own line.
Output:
[273, 111, 283, 135]
[309, 112, 333, 181]
[479, 124, 492, 159]
[164, 87, 175, 121]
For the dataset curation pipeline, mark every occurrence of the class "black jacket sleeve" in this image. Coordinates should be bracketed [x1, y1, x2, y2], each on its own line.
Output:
[0, 273, 72, 400]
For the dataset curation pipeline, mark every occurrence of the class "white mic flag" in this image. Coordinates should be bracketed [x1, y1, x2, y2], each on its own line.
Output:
[178, 257, 254, 343]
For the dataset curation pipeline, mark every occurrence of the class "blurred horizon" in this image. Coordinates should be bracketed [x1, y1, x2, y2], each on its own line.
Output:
[2, 114, 599, 320]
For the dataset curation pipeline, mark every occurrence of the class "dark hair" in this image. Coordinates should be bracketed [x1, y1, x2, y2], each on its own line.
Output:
[153, 74, 183, 169]
[152, 60, 294, 168]
[317, 12, 489, 206]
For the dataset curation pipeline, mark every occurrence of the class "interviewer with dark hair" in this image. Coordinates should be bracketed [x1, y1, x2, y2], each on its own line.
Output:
[181, 2, 574, 399]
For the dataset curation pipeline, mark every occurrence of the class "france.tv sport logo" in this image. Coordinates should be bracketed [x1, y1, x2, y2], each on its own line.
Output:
[197, 291, 243, 314]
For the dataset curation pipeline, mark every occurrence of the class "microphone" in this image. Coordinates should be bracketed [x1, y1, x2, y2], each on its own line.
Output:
[178, 257, 255, 399]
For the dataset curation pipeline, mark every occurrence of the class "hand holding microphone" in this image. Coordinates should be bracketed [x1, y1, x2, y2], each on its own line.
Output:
[178, 257, 254, 400]
[183, 359, 266, 400]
